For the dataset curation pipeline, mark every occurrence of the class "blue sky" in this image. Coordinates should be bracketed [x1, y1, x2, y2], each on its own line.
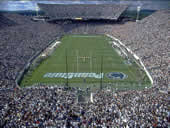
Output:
[0, 1, 169, 11]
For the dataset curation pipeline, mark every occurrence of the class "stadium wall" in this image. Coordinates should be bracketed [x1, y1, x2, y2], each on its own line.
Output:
[106, 34, 153, 85]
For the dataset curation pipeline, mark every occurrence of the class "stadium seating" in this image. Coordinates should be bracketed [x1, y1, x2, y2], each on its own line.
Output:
[0, 14, 17, 28]
[0, 10, 169, 127]
[38, 4, 128, 20]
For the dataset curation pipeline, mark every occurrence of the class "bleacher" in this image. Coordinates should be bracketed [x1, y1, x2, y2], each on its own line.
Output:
[38, 4, 128, 21]
[0, 14, 17, 28]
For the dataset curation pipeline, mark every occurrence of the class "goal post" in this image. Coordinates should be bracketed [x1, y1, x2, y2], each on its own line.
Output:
[76, 50, 92, 73]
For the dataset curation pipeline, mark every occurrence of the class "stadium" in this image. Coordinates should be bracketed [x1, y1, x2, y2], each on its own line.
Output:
[0, 1, 169, 127]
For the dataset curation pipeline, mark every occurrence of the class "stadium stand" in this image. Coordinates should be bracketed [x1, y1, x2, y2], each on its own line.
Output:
[0, 14, 62, 88]
[0, 10, 169, 127]
[0, 14, 17, 28]
[109, 10, 170, 89]
[38, 4, 128, 21]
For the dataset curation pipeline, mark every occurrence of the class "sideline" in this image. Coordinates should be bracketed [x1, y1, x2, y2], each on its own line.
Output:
[106, 34, 153, 85]
[71, 35, 100, 38]
[15, 37, 61, 88]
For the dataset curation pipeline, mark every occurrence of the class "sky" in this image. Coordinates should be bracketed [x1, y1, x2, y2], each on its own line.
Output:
[0, 0, 169, 11]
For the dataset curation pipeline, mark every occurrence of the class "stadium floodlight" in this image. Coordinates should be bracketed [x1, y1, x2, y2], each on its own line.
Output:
[36, 6, 39, 16]
[136, 6, 141, 22]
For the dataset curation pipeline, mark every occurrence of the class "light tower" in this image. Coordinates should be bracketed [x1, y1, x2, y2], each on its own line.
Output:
[136, 6, 141, 22]
[36, 6, 39, 16]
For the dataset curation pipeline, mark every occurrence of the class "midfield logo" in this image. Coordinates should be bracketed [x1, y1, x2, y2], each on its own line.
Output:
[106, 72, 127, 80]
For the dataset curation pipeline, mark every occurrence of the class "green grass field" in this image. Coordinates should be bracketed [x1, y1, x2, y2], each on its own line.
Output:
[20, 35, 151, 90]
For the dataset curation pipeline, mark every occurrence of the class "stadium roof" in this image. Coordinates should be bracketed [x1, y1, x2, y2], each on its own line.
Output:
[38, 4, 128, 21]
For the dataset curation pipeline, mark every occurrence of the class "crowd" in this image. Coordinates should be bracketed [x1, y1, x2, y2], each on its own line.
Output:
[108, 10, 170, 89]
[0, 86, 169, 127]
[38, 4, 128, 20]
[0, 13, 62, 88]
[0, 10, 169, 127]
[0, 14, 16, 28]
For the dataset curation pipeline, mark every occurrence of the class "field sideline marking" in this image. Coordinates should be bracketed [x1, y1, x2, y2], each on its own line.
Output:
[71, 35, 101, 38]
[106, 34, 153, 85]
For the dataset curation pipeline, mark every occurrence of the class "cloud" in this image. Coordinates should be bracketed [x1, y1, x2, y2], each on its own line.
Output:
[0, 1, 36, 11]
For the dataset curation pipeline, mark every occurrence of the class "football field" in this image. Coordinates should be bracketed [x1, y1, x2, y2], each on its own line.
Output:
[20, 35, 151, 90]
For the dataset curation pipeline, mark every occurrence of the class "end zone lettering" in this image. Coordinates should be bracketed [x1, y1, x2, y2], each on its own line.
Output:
[43, 73, 104, 79]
